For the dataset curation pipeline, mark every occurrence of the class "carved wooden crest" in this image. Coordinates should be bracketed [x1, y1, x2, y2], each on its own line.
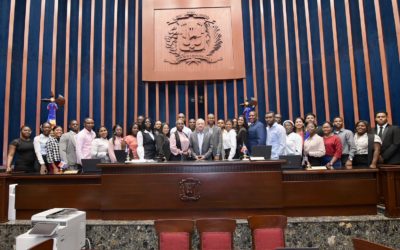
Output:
[164, 12, 223, 65]
[142, 0, 245, 81]
[179, 178, 201, 201]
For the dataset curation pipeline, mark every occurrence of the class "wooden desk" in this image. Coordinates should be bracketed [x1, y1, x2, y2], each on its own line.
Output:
[379, 165, 400, 217]
[0, 161, 381, 221]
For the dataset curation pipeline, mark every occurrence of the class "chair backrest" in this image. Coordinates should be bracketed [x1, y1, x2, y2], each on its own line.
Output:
[248, 215, 287, 250]
[352, 238, 394, 250]
[196, 218, 237, 250]
[154, 219, 194, 250]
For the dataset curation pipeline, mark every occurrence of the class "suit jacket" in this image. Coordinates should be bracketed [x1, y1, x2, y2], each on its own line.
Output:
[374, 125, 400, 164]
[189, 131, 213, 160]
[59, 131, 77, 166]
[247, 121, 266, 154]
[204, 125, 222, 158]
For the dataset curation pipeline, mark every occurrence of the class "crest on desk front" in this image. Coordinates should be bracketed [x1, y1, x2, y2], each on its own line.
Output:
[164, 12, 223, 65]
[179, 178, 201, 201]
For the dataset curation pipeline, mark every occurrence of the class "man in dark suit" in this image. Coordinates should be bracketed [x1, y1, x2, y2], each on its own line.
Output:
[190, 118, 213, 160]
[374, 111, 400, 164]
[247, 111, 266, 154]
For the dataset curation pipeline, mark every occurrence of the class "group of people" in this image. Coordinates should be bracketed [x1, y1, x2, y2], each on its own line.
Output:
[246, 110, 400, 169]
[6, 110, 400, 174]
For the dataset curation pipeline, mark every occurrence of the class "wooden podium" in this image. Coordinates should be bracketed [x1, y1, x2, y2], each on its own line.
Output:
[0, 161, 382, 221]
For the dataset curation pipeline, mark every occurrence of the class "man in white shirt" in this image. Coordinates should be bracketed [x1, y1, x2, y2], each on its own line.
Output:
[283, 120, 302, 156]
[76, 118, 96, 165]
[265, 112, 287, 159]
[33, 122, 52, 174]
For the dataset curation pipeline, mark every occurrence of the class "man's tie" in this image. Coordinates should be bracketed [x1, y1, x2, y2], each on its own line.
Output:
[378, 126, 383, 138]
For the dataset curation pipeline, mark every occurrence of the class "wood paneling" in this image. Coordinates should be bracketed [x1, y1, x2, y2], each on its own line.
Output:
[374, 0, 392, 124]
[63, 0, 70, 130]
[270, 0, 281, 114]
[345, 0, 360, 122]
[165, 84, 169, 123]
[292, 0, 304, 117]
[20, 0, 31, 127]
[213, 81, 218, 119]
[77, 0, 83, 123]
[204, 83, 208, 117]
[304, 0, 317, 115]
[101, 0, 106, 125]
[89, 0, 95, 118]
[233, 79, 238, 117]
[156, 82, 159, 120]
[248, 0, 258, 114]
[124, 0, 129, 130]
[317, 0, 330, 121]
[133, 0, 139, 120]
[185, 82, 188, 123]
[112, 0, 118, 126]
[36, 0, 47, 132]
[392, 0, 400, 62]
[194, 82, 198, 119]
[142, 0, 245, 81]
[223, 80, 227, 119]
[259, 0, 269, 112]
[283, 0, 293, 120]
[330, 0, 344, 119]
[145, 82, 149, 117]
[359, 0, 376, 127]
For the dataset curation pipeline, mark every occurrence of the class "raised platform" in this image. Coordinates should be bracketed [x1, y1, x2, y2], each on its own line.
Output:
[2, 214, 399, 249]
[0, 160, 381, 221]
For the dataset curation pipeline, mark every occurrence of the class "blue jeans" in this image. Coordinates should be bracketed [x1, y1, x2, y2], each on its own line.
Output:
[322, 156, 342, 169]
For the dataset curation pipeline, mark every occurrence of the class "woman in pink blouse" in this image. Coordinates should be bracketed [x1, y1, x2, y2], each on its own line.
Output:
[170, 119, 191, 161]
[303, 122, 326, 166]
[124, 123, 144, 160]
[110, 124, 126, 150]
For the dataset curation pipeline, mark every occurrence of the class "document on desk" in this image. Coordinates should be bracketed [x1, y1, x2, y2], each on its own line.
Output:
[306, 166, 327, 170]
[250, 157, 265, 161]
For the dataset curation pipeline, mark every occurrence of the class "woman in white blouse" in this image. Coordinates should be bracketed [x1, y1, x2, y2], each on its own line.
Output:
[91, 126, 117, 163]
[283, 120, 303, 156]
[353, 120, 381, 168]
[222, 120, 237, 160]
[303, 122, 325, 166]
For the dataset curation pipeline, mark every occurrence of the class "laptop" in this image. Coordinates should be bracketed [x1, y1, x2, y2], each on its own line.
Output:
[251, 145, 272, 160]
[114, 150, 127, 163]
[81, 159, 102, 173]
[279, 155, 303, 170]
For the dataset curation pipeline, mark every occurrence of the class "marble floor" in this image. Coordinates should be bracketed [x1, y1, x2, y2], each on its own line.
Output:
[1, 214, 399, 249]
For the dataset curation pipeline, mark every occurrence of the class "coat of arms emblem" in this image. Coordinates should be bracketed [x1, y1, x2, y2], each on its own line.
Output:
[164, 12, 223, 65]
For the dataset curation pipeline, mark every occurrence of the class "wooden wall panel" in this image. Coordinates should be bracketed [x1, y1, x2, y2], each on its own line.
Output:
[20, 0, 31, 127]
[3, 0, 400, 165]
[358, 0, 376, 127]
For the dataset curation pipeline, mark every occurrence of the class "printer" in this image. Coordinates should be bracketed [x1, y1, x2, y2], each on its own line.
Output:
[16, 208, 86, 250]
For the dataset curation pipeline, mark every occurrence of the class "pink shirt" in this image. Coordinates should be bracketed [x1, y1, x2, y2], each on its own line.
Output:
[304, 134, 326, 157]
[76, 128, 96, 164]
[109, 136, 123, 150]
[170, 131, 190, 156]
